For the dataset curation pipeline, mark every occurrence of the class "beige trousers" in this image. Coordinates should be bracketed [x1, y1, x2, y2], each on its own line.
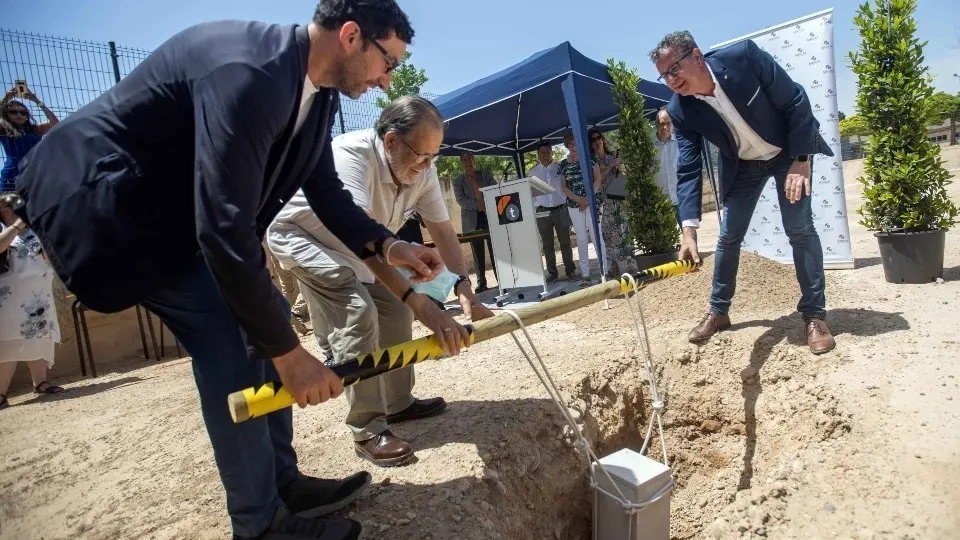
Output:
[291, 266, 416, 441]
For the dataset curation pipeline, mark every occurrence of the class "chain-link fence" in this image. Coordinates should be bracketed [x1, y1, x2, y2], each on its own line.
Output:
[1, 28, 404, 168]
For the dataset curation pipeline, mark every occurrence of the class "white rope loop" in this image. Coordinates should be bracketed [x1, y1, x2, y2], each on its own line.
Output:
[620, 273, 670, 467]
[497, 309, 634, 509]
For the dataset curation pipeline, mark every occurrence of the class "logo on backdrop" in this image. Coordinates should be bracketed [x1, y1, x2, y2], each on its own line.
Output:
[720, 9, 852, 265]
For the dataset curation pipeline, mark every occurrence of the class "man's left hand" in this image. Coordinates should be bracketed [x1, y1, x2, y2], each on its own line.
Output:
[384, 239, 444, 283]
[784, 160, 811, 204]
[456, 282, 494, 321]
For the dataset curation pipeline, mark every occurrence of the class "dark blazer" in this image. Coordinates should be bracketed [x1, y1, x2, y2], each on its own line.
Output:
[666, 39, 834, 222]
[15, 21, 392, 357]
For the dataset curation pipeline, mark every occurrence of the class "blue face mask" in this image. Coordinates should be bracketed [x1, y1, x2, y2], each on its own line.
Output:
[398, 266, 460, 304]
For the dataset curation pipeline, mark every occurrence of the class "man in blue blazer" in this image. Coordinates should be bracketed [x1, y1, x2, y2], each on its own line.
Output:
[14, 2, 469, 539]
[649, 30, 835, 354]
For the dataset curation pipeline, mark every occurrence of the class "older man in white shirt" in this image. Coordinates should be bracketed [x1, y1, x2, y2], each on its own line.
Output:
[529, 141, 575, 281]
[268, 97, 493, 467]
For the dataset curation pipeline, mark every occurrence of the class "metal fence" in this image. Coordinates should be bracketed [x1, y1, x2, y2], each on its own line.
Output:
[1, 28, 401, 166]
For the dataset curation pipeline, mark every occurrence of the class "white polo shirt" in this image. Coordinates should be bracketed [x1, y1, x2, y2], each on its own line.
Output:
[267, 128, 449, 283]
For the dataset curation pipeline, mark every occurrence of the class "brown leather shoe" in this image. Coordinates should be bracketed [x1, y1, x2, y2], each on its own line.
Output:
[354, 430, 414, 467]
[806, 318, 836, 354]
[688, 313, 731, 344]
[385, 397, 448, 424]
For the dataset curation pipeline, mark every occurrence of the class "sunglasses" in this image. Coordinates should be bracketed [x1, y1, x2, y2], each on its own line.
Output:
[657, 49, 695, 82]
[7, 109, 27, 117]
[398, 135, 440, 164]
[365, 37, 400, 74]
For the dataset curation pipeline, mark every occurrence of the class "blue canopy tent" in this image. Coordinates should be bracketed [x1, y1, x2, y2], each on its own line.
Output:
[432, 41, 672, 275]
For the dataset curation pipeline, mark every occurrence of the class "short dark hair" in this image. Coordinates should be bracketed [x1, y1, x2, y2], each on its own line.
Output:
[537, 140, 551, 150]
[314, 0, 414, 43]
[649, 30, 698, 63]
[375, 95, 444, 139]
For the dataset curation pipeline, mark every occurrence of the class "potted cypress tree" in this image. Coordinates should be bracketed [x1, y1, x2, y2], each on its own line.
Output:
[607, 59, 679, 268]
[850, 0, 958, 283]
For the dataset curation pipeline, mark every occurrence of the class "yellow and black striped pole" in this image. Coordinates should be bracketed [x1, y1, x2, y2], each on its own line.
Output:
[227, 259, 699, 423]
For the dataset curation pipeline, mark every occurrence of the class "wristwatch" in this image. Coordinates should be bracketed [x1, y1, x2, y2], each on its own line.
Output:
[454, 274, 471, 293]
[796, 155, 810, 163]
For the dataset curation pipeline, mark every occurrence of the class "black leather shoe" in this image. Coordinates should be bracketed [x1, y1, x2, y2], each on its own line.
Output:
[385, 397, 448, 424]
[279, 472, 371, 518]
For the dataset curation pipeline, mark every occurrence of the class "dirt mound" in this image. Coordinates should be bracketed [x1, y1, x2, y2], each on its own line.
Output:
[636, 252, 804, 323]
[335, 252, 852, 539]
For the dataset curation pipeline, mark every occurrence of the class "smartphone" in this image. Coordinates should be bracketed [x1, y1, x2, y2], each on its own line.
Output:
[14, 80, 28, 97]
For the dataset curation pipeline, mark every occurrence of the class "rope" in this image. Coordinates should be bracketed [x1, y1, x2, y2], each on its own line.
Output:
[497, 307, 675, 522]
[620, 273, 670, 466]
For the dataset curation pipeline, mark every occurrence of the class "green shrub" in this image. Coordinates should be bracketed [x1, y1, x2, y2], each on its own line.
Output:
[607, 58, 678, 254]
[850, 0, 958, 232]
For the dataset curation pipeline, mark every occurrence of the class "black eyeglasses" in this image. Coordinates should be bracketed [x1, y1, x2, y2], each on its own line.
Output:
[590, 136, 603, 142]
[657, 49, 695, 82]
[365, 37, 400, 74]
[398, 135, 440, 164]
[7, 109, 27, 117]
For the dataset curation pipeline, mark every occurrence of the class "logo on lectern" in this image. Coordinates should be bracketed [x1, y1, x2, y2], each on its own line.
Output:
[496, 193, 523, 225]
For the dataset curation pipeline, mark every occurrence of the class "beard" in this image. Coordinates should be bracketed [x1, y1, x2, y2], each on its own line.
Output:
[334, 54, 371, 99]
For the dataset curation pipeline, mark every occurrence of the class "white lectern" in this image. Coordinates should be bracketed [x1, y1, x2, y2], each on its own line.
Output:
[480, 175, 563, 306]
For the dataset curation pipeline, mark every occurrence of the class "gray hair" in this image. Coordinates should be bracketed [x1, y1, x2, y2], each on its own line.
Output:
[649, 30, 698, 63]
[374, 95, 444, 139]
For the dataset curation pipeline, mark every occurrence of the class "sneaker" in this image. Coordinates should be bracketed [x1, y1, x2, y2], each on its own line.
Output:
[233, 507, 360, 540]
[279, 472, 371, 519]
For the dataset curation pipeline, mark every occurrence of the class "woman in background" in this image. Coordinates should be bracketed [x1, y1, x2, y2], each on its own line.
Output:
[0, 192, 63, 410]
[557, 133, 604, 287]
[589, 129, 636, 278]
[1, 85, 59, 192]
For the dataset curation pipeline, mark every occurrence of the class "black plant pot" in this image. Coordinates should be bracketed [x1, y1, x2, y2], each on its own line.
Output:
[634, 250, 679, 271]
[875, 229, 946, 284]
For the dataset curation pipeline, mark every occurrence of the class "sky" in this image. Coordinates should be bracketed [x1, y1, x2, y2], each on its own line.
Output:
[5, 0, 960, 115]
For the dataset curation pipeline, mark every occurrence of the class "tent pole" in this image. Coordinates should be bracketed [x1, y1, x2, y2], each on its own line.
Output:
[561, 73, 605, 279]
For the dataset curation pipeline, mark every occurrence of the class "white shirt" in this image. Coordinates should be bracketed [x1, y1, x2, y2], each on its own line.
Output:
[694, 64, 781, 162]
[682, 65, 782, 229]
[529, 161, 565, 208]
[267, 128, 450, 283]
[654, 135, 679, 204]
[293, 76, 320, 136]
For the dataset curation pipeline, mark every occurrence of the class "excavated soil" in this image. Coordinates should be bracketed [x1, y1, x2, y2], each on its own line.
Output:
[0, 253, 911, 540]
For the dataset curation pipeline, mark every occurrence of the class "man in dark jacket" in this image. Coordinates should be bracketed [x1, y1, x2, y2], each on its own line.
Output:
[650, 30, 836, 354]
[14, 2, 468, 539]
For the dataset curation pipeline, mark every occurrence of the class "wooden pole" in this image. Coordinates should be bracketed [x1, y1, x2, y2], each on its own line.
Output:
[227, 259, 699, 423]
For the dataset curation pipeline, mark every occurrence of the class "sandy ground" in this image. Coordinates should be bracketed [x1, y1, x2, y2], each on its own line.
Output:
[1, 160, 959, 539]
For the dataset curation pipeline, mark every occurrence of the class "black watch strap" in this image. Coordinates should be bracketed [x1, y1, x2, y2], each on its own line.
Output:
[454, 274, 471, 292]
[796, 154, 809, 163]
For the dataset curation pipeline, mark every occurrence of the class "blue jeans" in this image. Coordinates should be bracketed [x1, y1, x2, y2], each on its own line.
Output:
[142, 261, 298, 537]
[711, 153, 826, 320]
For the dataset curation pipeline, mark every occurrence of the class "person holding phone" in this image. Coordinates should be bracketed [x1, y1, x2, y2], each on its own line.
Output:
[1, 84, 59, 192]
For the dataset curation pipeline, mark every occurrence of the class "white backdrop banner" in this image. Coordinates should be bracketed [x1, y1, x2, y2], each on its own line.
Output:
[711, 8, 854, 269]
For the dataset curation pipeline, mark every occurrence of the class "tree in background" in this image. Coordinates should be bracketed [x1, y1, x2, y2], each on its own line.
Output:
[838, 111, 847, 121]
[839, 114, 871, 138]
[926, 91, 960, 145]
[375, 52, 428, 108]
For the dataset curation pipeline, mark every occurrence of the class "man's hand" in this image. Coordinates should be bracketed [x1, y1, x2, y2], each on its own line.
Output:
[784, 160, 811, 204]
[456, 282, 494, 321]
[271, 345, 344, 408]
[384, 238, 444, 283]
[680, 226, 701, 264]
[577, 198, 588, 211]
[407, 292, 471, 356]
